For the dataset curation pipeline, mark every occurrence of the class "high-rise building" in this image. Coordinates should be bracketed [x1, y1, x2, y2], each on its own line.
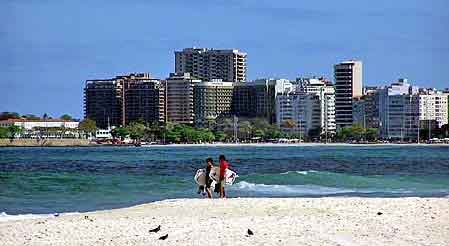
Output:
[175, 48, 247, 82]
[276, 78, 335, 137]
[334, 60, 363, 129]
[165, 73, 201, 124]
[122, 77, 166, 125]
[84, 73, 165, 128]
[232, 79, 292, 123]
[378, 79, 420, 140]
[193, 80, 234, 127]
[84, 79, 123, 128]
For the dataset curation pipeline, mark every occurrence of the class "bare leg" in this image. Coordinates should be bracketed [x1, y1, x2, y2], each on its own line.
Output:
[220, 187, 226, 198]
[206, 188, 213, 198]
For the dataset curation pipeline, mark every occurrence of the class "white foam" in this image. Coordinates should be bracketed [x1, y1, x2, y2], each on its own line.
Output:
[230, 181, 356, 195]
[280, 170, 318, 175]
[0, 212, 80, 222]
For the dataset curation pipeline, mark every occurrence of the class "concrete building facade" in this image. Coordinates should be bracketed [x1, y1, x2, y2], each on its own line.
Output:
[418, 90, 449, 128]
[378, 79, 420, 140]
[84, 79, 123, 128]
[276, 78, 335, 137]
[232, 79, 292, 123]
[353, 90, 380, 129]
[175, 48, 247, 82]
[193, 80, 234, 127]
[334, 60, 363, 129]
[165, 73, 201, 124]
[0, 119, 79, 130]
[84, 73, 166, 128]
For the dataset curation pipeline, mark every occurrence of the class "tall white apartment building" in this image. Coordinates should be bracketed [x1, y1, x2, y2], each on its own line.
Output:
[334, 60, 363, 129]
[418, 90, 449, 128]
[276, 78, 335, 137]
[175, 48, 247, 82]
[378, 79, 420, 140]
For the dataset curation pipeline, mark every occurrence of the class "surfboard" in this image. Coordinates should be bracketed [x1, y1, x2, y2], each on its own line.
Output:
[194, 167, 238, 186]
[209, 166, 238, 185]
[194, 168, 208, 186]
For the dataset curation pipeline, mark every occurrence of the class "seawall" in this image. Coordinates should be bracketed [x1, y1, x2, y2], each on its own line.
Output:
[0, 139, 91, 147]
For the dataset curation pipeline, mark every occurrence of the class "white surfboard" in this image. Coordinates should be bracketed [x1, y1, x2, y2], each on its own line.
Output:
[194, 168, 208, 186]
[194, 167, 238, 186]
[209, 166, 238, 185]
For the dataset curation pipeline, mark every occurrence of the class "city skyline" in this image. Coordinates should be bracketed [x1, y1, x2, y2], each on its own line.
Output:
[2, 0, 448, 118]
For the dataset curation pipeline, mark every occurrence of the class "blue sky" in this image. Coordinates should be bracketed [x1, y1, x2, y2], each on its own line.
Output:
[1, 0, 448, 118]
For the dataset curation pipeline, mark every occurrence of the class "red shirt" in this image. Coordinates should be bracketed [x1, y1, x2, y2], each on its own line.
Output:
[219, 160, 229, 179]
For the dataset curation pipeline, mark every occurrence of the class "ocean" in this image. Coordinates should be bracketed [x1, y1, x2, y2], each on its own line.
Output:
[1, 145, 448, 217]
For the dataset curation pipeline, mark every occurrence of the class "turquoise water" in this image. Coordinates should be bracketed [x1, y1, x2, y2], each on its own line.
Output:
[1, 145, 449, 215]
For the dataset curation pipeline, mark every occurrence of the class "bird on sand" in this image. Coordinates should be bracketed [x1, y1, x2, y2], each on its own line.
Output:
[158, 234, 168, 240]
[247, 229, 254, 236]
[149, 225, 161, 233]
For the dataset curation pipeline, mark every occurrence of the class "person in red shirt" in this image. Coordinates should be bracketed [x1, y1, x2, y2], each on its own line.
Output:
[218, 155, 229, 198]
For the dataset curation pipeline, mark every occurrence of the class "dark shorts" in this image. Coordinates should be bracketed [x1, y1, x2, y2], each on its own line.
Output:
[205, 178, 213, 189]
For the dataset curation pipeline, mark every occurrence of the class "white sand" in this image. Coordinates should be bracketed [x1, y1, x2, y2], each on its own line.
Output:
[1, 198, 448, 246]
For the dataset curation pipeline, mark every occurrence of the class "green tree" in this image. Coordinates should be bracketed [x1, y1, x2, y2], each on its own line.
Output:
[0, 127, 9, 138]
[126, 122, 146, 141]
[201, 129, 215, 142]
[144, 122, 162, 142]
[217, 117, 234, 137]
[265, 125, 283, 140]
[365, 128, 379, 141]
[60, 114, 73, 121]
[214, 131, 227, 142]
[238, 121, 252, 140]
[251, 118, 270, 130]
[351, 124, 366, 140]
[79, 118, 97, 137]
[111, 127, 129, 141]
[7, 125, 23, 139]
[165, 124, 181, 143]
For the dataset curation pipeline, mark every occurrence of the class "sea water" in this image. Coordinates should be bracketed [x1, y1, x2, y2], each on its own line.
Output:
[1, 145, 448, 216]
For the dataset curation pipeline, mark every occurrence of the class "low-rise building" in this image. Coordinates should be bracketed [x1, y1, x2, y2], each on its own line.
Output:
[0, 119, 79, 130]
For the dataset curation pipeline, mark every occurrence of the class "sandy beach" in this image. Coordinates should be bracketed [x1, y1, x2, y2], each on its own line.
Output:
[1, 198, 448, 246]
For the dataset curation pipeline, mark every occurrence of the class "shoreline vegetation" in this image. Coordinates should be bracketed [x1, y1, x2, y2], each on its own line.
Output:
[1, 197, 448, 245]
[0, 139, 449, 148]
[1, 139, 449, 147]
[2, 112, 449, 147]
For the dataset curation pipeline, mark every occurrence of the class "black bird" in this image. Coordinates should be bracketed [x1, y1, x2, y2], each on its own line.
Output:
[149, 225, 161, 233]
[158, 234, 168, 240]
[377, 212, 383, 216]
[247, 229, 254, 236]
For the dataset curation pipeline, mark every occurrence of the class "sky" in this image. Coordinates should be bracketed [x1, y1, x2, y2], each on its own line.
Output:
[1, 0, 448, 118]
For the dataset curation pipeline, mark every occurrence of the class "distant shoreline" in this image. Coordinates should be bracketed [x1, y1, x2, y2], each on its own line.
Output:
[141, 142, 449, 147]
[2, 140, 449, 148]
